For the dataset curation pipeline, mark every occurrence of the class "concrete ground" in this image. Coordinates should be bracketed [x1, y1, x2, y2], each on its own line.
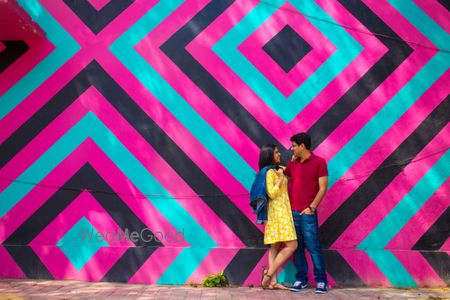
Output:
[0, 279, 448, 300]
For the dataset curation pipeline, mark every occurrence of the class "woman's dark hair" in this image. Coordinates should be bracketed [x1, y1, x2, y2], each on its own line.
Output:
[258, 144, 277, 170]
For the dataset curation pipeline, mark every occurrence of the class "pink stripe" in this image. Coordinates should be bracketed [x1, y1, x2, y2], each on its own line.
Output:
[387, 180, 449, 249]
[320, 70, 450, 225]
[87, 0, 110, 12]
[393, 251, 446, 287]
[30, 191, 134, 247]
[0, 94, 89, 193]
[31, 245, 127, 281]
[186, 248, 238, 284]
[414, 0, 450, 34]
[134, 0, 259, 169]
[0, 247, 25, 278]
[238, 2, 336, 97]
[95, 46, 257, 226]
[332, 124, 450, 249]
[85, 142, 190, 248]
[82, 88, 243, 247]
[0, 50, 93, 144]
[0, 37, 54, 97]
[242, 251, 268, 286]
[41, 0, 157, 50]
[314, 0, 435, 161]
[0, 143, 89, 243]
[338, 249, 390, 286]
[128, 248, 183, 284]
[440, 239, 450, 251]
[186, 0, 294, 142]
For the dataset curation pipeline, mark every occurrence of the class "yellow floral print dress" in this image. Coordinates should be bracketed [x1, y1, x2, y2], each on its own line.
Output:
[264, 168, 297, 244]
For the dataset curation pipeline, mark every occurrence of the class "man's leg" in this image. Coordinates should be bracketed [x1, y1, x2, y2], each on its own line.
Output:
[301, 213, 327, 285]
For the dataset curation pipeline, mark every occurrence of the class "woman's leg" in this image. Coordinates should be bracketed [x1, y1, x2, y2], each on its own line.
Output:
[267, 240, 298, 278]
[268, 243, 280, 283]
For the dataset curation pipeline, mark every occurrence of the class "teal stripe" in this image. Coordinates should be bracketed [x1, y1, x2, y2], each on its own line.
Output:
[0, 125, 86, 218]
[365, 250, 417, 287]
[0, 0, 80, 119]
[358, 150, 449, 250]
[328, 52, 449, 187]
[278, 260, 296, 283]
[359, 151, 449, 287]
[213, 0, 362, 122]
[389, 0, 450, 51]
[109, 0, 254, 190]
[0, 113, 216, 249]
[157, 247, 211, 284]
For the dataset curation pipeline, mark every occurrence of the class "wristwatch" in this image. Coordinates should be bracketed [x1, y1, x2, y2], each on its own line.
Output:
[309, 206, 316, 213]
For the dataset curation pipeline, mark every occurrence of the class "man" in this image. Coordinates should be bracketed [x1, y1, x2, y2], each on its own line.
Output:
[284, 133, 328, 294]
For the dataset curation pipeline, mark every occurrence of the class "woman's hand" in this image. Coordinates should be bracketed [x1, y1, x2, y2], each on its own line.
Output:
[276, 168, 285, 178]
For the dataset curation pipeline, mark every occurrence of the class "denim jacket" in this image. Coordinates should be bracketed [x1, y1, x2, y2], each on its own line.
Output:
[249, 165, 275, 224]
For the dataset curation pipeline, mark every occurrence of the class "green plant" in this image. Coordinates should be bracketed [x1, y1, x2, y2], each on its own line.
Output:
[201, 271, 228, 287]
[188, 279, 198, 287]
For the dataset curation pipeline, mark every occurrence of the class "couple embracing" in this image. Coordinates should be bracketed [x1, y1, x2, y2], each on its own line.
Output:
[250, 133, 328, 294]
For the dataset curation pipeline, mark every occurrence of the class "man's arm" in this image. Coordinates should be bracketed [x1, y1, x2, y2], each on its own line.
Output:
[303, 176, 328, 215]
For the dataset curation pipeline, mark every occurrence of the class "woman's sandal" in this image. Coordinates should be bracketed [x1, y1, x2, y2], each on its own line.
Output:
[268, 282, 288, 290]
[261, 267, 272, 289]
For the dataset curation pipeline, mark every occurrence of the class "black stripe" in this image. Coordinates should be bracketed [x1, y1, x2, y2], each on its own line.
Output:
[323, 250, 364, 286]
[413, 207, 450, 250]
[62, 0, 134, 34]
[4, 245, 53, 279]
[438, 0, 450, 12]
[0, 40, 30, 73]
[319, 96, 450, 248]
[160, 0, 280, 149]
[308, 0, 413, 148]
[421, 251, 450, 285]
[101, 247, 158, 283]
[224, 248, 267, 285]
[4, 163, 162, 247]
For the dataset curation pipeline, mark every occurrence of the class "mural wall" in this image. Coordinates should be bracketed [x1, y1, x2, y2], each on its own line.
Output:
[0, 0, 449, 287]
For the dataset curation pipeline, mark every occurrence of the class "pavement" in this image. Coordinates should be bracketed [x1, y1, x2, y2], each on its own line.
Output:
[0, 279, 448, 299]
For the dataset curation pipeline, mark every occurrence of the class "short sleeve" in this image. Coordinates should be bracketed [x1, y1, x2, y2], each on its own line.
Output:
[318, 158, 328, 177]
[266, 169, 280, 199]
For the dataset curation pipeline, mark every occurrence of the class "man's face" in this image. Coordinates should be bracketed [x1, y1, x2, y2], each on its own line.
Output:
[291, 142, 302, 158]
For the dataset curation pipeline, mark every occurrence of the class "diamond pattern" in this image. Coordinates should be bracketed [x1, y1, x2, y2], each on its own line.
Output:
[57, 217, 108, 270]
[262, 25, 312, 73]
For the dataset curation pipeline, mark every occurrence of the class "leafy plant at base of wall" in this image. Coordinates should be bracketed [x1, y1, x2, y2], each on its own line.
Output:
[201, 271, 228, 287]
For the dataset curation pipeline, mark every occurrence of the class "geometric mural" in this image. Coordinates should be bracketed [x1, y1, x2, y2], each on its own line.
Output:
[0, 0, 449, 287]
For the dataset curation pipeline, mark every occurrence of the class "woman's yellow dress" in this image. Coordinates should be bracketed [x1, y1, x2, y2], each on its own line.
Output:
[264, 168, 297, 244]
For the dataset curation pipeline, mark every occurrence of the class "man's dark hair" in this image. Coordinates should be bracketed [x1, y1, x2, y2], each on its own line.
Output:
[290, 133, 311, 150]
[258, 144, 277, 170]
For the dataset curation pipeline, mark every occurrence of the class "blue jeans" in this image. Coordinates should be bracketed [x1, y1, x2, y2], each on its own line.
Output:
[292, 210, 327, 284]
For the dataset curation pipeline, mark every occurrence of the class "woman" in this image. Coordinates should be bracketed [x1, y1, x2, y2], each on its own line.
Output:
[259, 144, 297, 289]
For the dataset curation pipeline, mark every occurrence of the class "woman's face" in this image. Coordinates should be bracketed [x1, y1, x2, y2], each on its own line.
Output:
[273, 147, 281, 164]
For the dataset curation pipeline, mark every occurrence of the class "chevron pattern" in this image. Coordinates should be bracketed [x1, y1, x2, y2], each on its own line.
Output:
[0, 0, 449, 287]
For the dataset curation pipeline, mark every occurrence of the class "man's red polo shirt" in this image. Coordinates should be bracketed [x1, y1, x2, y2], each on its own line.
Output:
[285, 153, 328, 212]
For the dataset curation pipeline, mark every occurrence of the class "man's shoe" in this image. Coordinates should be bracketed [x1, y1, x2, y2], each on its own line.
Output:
[315, 282, 327, 294]
[289, 281, 308, 292]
